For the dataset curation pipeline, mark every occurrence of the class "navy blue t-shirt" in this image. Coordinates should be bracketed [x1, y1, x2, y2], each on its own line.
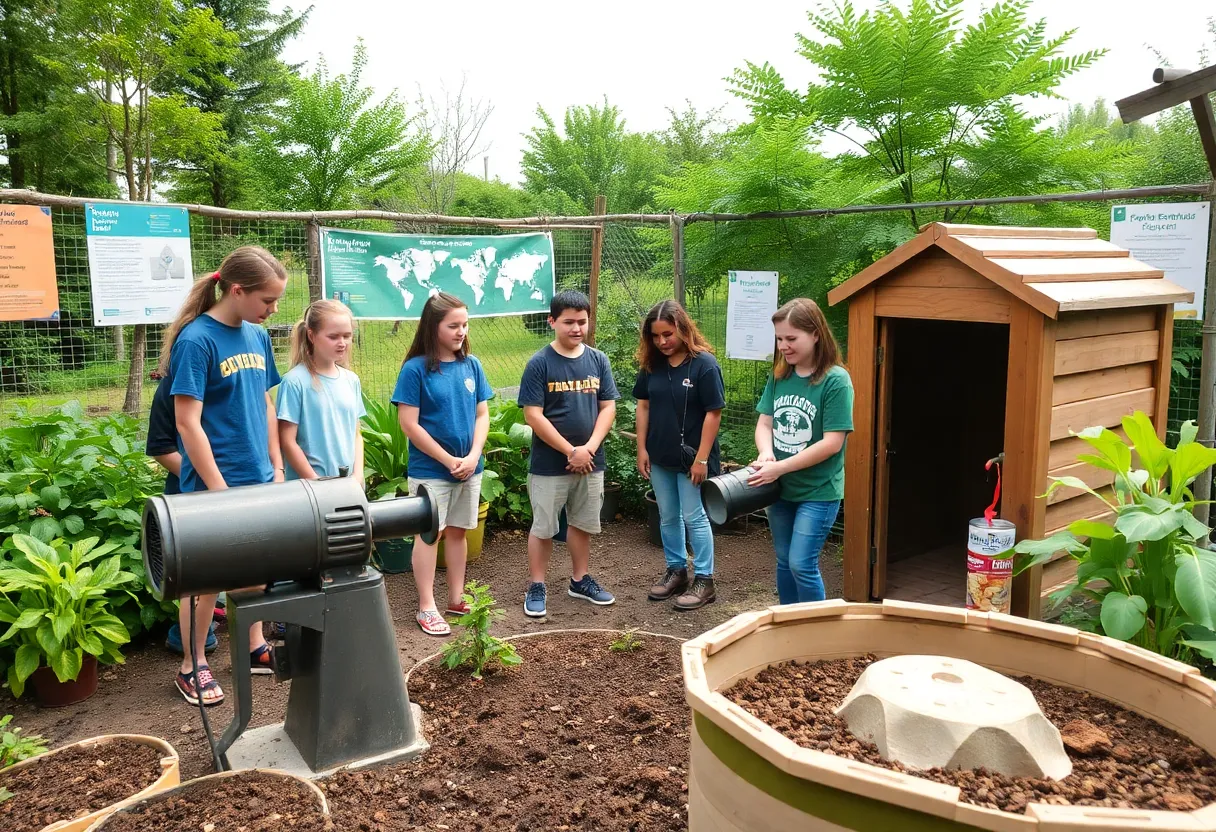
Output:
[518, 344, 619, 475]
[633, 351, 725, 475]
[169, 315, 281, 492]
[391, 355, 494, 481]
[145, 377, 181, 494]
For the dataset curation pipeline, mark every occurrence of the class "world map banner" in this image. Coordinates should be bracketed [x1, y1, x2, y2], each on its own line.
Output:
[319, 227, 556, 320]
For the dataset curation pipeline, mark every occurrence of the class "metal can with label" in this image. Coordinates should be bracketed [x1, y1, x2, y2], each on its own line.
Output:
[966, 518, 1016, 613]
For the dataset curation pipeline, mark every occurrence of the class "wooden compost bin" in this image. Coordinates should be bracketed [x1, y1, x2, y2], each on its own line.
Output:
[825, 222, 1192, 618]
[683, 599, 1216, 831]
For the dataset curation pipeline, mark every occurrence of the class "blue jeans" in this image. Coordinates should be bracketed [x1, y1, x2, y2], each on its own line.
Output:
[766, 499, 840, 604]
[649, 464, 714, 576]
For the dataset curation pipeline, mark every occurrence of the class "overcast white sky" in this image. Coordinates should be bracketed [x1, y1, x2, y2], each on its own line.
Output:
[276, 0, 1216, 186]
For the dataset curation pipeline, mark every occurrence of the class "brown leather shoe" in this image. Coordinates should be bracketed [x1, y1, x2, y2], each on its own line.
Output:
[673, 575, 715, 611]
[648, 567, 688, 601]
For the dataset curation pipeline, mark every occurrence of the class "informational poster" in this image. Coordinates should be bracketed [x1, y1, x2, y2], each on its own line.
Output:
[1110, 202, 1210, 318]
[320, 228, 555, 319]
[85, 203, 193, 326]
[0, 205, 59, 322]
[726, 270, 779, 361]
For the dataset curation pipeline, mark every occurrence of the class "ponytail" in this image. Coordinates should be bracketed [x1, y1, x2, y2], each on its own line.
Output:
[290, 299, 354, 388]
[158, 245, 288, 374]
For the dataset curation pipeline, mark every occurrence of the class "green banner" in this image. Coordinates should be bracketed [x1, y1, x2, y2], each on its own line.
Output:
[319, 227, 555, 319]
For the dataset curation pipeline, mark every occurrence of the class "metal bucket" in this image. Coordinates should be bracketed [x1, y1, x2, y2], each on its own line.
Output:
[701, 468, 781, 526]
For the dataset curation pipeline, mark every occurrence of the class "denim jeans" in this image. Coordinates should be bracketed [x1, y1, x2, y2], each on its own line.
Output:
[649, 464, 714, 576]
[766, 499, 840, 604]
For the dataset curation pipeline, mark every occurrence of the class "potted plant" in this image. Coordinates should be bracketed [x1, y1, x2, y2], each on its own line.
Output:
[360, 393, 412, 574]
[0, 534, 135, 707]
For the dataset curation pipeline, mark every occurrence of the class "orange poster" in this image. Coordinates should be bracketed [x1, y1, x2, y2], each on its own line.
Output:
[0, 205, 58, 321]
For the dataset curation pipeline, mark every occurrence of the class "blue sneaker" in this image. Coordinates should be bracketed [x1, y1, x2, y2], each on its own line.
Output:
[568, 574, 615, 606]
[524, 581, 547, 618]
[166, 622, 218, 654]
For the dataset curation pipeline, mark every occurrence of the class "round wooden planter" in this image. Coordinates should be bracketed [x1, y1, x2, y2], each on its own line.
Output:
[5, 734, 179, 832]
[682, 599, 1216, 831]
[83, 768, 329, 830]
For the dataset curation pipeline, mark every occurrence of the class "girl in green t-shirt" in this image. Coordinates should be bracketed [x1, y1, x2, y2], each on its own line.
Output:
[749, 298, 854, 603]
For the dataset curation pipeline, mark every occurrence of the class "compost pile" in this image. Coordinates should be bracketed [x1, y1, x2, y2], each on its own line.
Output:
[0, 738, 165, 832]
[726, 654, 1216, 814]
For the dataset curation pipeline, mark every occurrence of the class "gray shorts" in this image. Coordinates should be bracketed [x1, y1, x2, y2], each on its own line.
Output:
[528, 472, 604, 538]
[408, 475, 482, 531]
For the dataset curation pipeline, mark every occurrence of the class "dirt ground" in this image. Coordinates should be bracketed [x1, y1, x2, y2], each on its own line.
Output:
[5, 520, 843, 780]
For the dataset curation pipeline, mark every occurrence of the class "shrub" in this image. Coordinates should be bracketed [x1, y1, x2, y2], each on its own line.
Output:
[482, 399, 534, 526]
[360, 392, 410, 499]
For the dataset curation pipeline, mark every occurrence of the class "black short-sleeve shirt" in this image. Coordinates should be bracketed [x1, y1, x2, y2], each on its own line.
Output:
[145, 377, 181, 495]
[518, 344, 620, 475]
[633, 351, 725, 475]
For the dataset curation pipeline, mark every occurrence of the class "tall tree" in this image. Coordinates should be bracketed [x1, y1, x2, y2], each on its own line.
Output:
[409, 76, 494, 214]
[729, 0, 1105, 227]
[246, 41, 429, 211]
[521, 98, 669, 213]
[661, 100, 729, 168]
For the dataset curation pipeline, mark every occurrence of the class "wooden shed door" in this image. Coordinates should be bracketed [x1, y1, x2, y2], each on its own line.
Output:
[870, 319, 895, 599]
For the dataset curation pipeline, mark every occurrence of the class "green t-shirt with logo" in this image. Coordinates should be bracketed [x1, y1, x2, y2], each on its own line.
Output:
[756, 365, 854, 503]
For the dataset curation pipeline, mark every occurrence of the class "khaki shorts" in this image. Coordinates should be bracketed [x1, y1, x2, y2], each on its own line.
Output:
[528, 472, 604, 538]
[408, 475, 482, 531]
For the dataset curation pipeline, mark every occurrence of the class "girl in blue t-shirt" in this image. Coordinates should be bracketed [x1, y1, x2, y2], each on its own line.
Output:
[391, 293, 493, 636]
[277, 300, 365, 483]
[161, 245, 289, 705]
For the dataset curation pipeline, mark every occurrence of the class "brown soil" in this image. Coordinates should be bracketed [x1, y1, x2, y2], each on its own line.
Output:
[0, 738, 165, 832]
[726, 655, 1216, 815]
[322, 631, 689, 831]
[6, 521, 814, 780]
[99, 770, 332, 831]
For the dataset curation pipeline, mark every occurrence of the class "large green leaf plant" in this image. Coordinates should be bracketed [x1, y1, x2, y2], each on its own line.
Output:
[0, 534, 135, 697]
[1015, 412, 1216, 664]
[481, 399, 534, 526]
[360, 392, 410, 499]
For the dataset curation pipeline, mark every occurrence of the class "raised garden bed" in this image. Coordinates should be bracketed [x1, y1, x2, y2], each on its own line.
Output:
[90, 769, 330, 831]
[0, 735, 178, 832]
[321, 630, 690, 831]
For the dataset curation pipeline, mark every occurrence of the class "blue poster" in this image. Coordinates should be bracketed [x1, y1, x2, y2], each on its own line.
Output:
[85, 203, 194, 326]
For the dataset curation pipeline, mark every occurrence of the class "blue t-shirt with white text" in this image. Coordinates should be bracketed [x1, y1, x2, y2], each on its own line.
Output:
[169, 315, 281, 492]
[391, 355, 494, 482]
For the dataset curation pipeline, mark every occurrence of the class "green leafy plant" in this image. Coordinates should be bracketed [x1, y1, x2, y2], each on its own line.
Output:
[0, 533, 135, 697]
[360, 392, 410, 498]
[609, 628, 644, 653]
[481, 399, 534, 526]
[0, 714, 47, 768]
[0, 401, 175, 639]
[440, 580, 522, 680]
[1014, 412, 1216, 664]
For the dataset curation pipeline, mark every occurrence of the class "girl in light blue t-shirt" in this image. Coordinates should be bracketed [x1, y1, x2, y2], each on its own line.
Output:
[277, 300, 366, 484]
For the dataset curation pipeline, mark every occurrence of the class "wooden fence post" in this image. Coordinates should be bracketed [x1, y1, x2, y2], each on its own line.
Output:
[306, 220, 322, 303]
[672, 214, 686, 306]
[588, 194, 606, 345]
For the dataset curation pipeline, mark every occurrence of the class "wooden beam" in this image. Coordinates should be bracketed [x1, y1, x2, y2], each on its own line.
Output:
[842, 290, 877, 602]
[1051, 363, 1155, 406]
[1049, 388, 1155, 441]
[1055, 308, 1157, 341]
[995, 257, 1163, 282]
[1115, 64, 1216, 123]
[874, 286, 1011, 323]
[1053, 330, 1159, 376]
[1036, 279, 1194, 313]
[1190, 92, 1216, 181]
[1154, 307, 1175, 435]
[929, 222, 1097, 239]
[587, 194, 606, 345]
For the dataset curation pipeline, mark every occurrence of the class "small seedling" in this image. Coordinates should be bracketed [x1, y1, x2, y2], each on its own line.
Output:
[441, 581, 522, 680]
[0, 714, 47, 769]
[610, 628, 645, 653]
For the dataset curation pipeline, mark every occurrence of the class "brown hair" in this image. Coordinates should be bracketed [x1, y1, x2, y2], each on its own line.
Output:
[290, 299, 354, 387]
[405, 292, 470, 371]
[771, 298, 842, 383]
[158, 246, 288, 374]
[635, 299, 714, 373]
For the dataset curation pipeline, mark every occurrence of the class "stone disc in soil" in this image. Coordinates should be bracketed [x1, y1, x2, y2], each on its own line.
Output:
[322, 631, 689, 831]
[99, 771, 331, 832]
[0, 737, 166, 832]
[725, 655, 1216, 815]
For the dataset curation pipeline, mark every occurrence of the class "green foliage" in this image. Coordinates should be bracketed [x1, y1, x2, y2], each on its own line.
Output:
[604, 401, 646, 518]
[0, 714, 47, 769]
[609, 627, 644, 653]
[0, 401, 174, 639]
[246, 40, 430, 211]
[440, 580, 521, 680]
[0, 534, 135, 697]
[360, 392, 409, 499]
[482, 399, 534, 526]
[1014, 413, 1216, 665]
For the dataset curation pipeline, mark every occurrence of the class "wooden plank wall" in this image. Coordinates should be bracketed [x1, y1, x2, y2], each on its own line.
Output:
[1038, 307, 1165, 597]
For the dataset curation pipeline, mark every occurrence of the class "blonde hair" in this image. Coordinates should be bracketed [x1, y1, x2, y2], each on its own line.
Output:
[290, 299, 355, 386]
[771, 298, 842, 384]
[158, 246, 288, 374]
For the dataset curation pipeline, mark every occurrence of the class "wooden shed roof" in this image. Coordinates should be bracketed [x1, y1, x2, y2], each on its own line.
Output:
[826, 222, 1194, 318]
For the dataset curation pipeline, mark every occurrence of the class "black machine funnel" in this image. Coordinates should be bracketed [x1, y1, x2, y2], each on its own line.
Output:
[701, 467, 781, 526]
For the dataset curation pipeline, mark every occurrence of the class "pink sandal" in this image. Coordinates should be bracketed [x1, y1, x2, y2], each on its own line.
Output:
[417, 609, 451, 636]
[176, 666, 224, 706]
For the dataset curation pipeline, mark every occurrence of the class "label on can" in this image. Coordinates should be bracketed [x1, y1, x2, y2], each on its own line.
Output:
[966, 519, 1016, 613]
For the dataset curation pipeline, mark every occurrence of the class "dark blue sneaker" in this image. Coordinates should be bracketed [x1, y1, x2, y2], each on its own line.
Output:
[524, 581, 547, 618]
[166, 622, 218, 654]
[568, 574, 615, 606]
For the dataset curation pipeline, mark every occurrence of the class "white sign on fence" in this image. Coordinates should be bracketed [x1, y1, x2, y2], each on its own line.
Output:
[725, 270, 779, 361]
[85, 203, 194, 326]
[1110, 202, 1210, 318]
